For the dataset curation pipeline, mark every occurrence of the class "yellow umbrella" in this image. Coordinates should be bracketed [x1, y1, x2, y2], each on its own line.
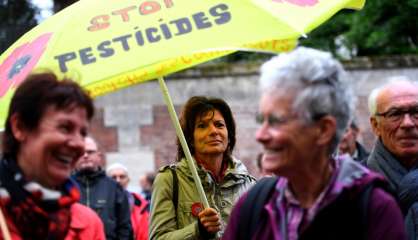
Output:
[0, 0, 365, 121]
[0, 0, 365, 238]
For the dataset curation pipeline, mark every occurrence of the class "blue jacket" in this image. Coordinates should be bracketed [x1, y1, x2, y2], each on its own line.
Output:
[73, 170, 132, 240]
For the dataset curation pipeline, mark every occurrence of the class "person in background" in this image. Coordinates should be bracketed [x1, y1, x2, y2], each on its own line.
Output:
[338, 119, 370, 163]
[73, 136, 132, 240]
[256, 153, 274, 178]
[107, 163, 149, 240]
[139, 172, 155, 203]
[224, 47, 406, 240]
[365, 77, 418, 239]
[150, 96, 256, 240]
[0, 72, 105, 239]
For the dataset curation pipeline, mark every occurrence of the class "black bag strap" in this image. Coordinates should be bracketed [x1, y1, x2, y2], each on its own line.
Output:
[300, 179, 392, 240]
[359, 180, 394, 240]
[169, 166, 178, 211]
[359, 182, 373, 239]
[169, 165, 179, 228]
[238, 177, 278, 240]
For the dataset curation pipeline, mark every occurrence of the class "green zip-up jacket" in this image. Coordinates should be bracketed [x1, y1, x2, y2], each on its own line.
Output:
[149, 157, 256, 240]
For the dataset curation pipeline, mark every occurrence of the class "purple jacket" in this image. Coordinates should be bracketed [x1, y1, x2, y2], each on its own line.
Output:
[223, 157, 407, 240]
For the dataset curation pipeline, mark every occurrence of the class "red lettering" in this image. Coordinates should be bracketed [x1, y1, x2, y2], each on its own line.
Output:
[87, 1, 174, 31]
[87, 15, 110, 31]
[112, 6, 137, 22]
[139, 1, 161, 15]
[164, 0, 174, 8]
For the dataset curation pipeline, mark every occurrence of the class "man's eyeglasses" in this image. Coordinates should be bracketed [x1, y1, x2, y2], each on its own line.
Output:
[85, 150, 98, 156]
[255, 113, 294, 127]
[375, 107, 418, 123]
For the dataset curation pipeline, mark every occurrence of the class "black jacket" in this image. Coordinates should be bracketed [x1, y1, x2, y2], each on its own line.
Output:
[355, 141, 370, 163]
[73, 170, 132, 240]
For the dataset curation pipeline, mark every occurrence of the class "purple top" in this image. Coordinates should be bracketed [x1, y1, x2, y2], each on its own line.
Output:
[223, 157, 407, 240]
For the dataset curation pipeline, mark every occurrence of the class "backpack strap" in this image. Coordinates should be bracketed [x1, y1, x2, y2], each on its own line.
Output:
[359, 180, 395, 240]
[169, 165, 179, 228]
[359, 182, 373, 239]
[169, 166, 178, 212]
[238, 177, 278, 240]
[300, 179, 392, 240]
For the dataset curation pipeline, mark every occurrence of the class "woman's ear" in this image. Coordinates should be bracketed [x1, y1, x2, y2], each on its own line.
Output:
[316, 116, 337, 146]
[10, 113, 27, 142]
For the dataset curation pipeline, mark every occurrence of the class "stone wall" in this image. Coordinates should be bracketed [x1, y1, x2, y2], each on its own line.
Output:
[89, 56, 418, 190]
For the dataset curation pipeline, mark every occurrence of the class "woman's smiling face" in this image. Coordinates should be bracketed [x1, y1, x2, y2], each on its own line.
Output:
[255, 93, 318, 176]
[14, 105, 88, 188]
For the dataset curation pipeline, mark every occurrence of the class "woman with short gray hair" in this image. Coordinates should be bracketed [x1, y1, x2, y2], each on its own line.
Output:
[259, 46, 354, 154]
[224, 47, 406, 240]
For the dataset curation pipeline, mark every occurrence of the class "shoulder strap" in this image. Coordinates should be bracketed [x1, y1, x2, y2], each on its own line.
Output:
[238, 177, 278, 240]
[169, 165, 179, 229]
[359, 180, 395, 240]
[360, 183, 373, 228]
[356, 182, 373, 240]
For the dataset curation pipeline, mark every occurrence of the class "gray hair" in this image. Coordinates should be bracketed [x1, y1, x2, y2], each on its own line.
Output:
[259, 47, 355, 154]
[368, 76, 416, 116]
[106, 162, 129, 176]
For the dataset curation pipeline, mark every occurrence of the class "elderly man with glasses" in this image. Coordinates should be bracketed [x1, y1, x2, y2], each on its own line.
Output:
[366, 77, 418, 239]
[73, 136, 133, 240]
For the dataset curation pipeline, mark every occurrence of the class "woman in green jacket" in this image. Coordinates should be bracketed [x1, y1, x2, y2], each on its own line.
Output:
[150, 96, 256, 240]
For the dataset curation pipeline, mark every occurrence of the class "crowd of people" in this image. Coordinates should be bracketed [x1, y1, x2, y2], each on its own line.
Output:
[0, 46, 416, 240]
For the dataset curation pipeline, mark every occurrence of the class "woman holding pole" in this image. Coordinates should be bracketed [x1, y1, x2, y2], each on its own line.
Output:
[149, 96, 255, 239]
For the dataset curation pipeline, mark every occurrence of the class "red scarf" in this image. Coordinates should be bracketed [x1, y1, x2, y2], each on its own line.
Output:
[0, 158, 80, 239]
[195, 157, 229, 183]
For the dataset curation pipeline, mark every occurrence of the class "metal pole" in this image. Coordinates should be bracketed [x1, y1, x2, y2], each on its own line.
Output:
[157, 77, 210, 209]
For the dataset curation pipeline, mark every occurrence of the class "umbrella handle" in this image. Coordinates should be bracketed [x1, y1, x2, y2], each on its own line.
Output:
[0, 207, 11, 240]
[157, 77, 210, 209]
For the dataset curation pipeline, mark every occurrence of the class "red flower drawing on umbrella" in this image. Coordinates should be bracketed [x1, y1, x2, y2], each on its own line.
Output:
[272, 0, 318, 7]
[0, 32, 52, 97]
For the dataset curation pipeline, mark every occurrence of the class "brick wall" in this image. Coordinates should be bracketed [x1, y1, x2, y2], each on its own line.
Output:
[1, 57, 417, 187]
[90, 108, 118, 153]
[140, 105, 178, 167]
[91, 58, 418, 185]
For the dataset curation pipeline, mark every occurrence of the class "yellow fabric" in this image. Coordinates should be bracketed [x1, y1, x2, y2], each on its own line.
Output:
[0, 0, 365, 129]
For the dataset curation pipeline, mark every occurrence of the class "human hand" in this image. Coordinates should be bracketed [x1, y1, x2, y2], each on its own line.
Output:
[198, 207, 221, 234]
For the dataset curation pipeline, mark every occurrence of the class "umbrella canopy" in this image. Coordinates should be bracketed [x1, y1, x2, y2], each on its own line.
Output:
[0, 1, 366, 237]
[0, 0, 365, 129]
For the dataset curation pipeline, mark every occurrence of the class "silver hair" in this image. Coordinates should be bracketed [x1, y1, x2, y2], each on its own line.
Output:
[106, 162, 129, 176]
[368, 76, 416, 116]
[259, 47, 355, 154]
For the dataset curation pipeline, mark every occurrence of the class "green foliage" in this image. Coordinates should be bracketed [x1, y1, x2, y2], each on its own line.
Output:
[0, 0, 38, 52]
[301, 0, 418, 57]
[0, 0, 37, 25]
[226, 0, 418, 61]
[52, 0, 78, 13]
